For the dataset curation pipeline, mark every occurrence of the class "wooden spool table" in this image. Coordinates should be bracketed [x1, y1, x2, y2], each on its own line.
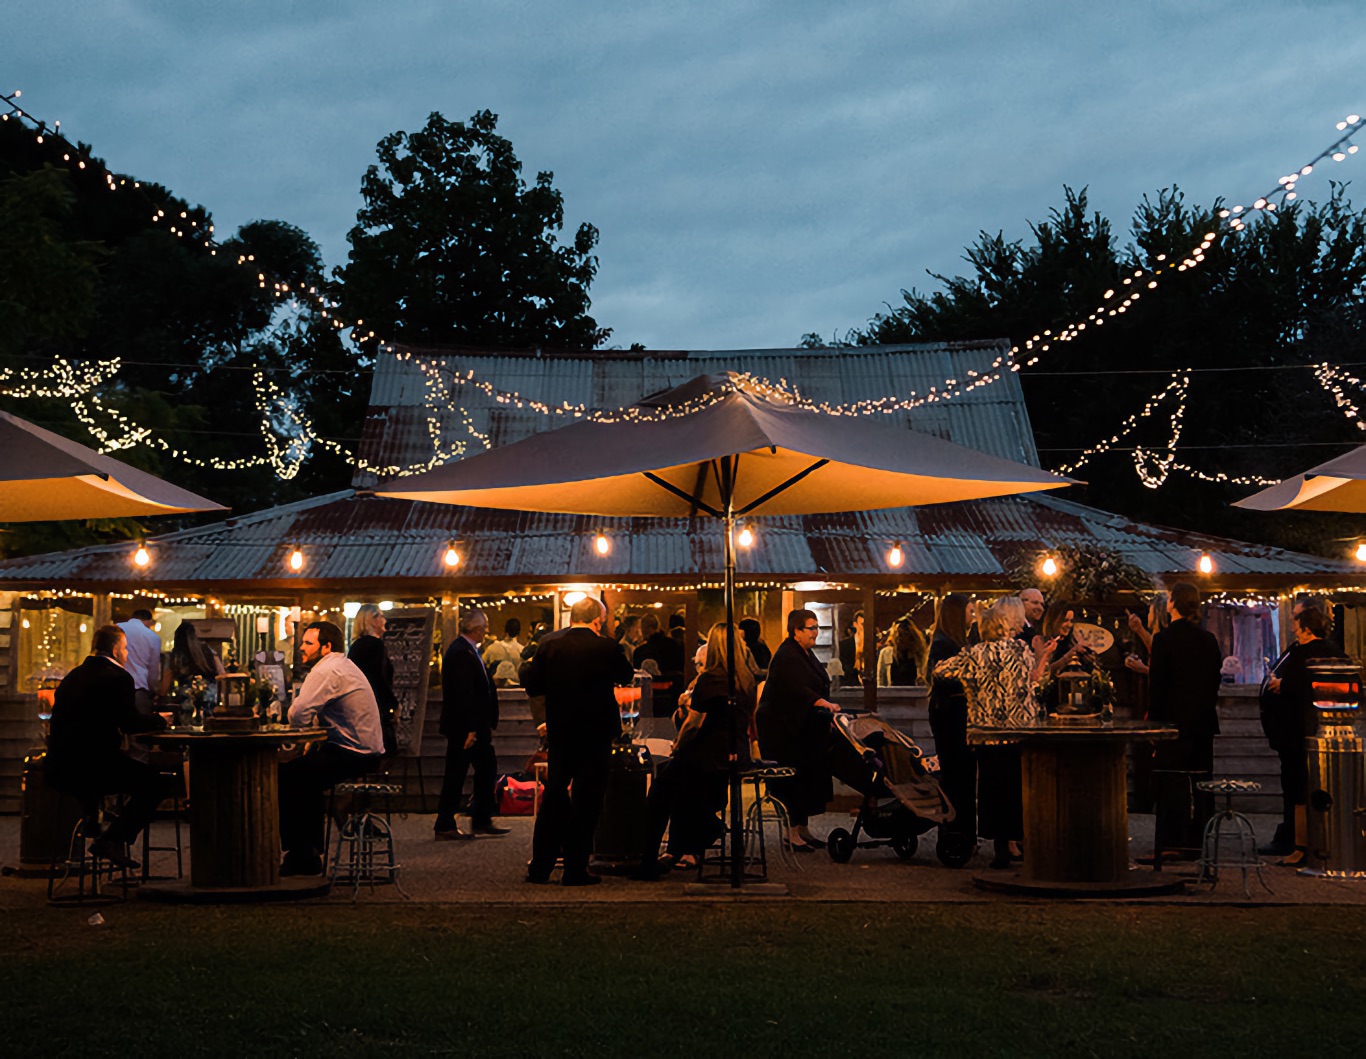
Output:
[137, 727, 330, 903]
[967, 719, 1184, 897]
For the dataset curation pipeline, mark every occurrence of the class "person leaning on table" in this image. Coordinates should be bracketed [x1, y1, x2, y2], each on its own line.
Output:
[278, 620, 385, 877]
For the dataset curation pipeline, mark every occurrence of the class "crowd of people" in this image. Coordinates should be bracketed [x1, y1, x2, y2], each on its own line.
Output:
[37, 583, 1350, 880]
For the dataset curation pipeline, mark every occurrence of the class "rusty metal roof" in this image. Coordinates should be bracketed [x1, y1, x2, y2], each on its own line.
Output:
[353, 341, 1038, 489]
[0, 489, 1355, 591]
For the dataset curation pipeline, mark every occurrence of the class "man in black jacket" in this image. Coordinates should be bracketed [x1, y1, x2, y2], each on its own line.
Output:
[45, 625, 167, 869]
[525, 597, 635, 885]
[435, 608, 509, 840]
[632, 611, 684, 718]
[1148, 581, 1223, 774]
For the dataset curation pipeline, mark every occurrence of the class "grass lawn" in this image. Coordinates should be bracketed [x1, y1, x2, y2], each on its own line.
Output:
[4, 901, 1366, 1056]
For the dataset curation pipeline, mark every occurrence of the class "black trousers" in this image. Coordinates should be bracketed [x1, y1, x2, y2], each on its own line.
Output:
[642, 757, 727, 860]
[928, 702, 976, 839]
[435, 733, 498, 829]
[530, 747, 610, 879]
[49, 753, 162, 846]
[278, 744, 380, 859]
[975, 745, 1022, 842]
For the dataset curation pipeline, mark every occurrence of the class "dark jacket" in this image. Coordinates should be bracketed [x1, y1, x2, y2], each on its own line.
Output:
[46, 654, 165, 775]
[526, 626, 635, 754]
[1148, 618, 1222, 738]
[675, 670, 755, 771]
[1259, 637, 1346, 752]
[927, 631, 967, 721]
[755, 636, 831, 764]
[633, 632, 684, 680]
[440, 636, 499, 738]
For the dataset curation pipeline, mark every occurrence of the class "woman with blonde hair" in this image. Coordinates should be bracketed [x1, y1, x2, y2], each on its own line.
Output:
[634, 622, 758, 879]
[347, 604, 398, 756]
[935, 596, 1054, 869]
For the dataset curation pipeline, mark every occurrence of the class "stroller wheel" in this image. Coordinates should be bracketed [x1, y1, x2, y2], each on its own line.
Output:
[892, 833, 918, 861]
[936, 833, 976, 869]
[827, 828, 855, 864]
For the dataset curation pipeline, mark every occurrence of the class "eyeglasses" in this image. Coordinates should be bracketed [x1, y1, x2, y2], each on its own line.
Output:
[801, 625, 819, 632]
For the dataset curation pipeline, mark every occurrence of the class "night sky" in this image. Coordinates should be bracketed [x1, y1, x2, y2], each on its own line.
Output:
[6, 1, 1364, 350]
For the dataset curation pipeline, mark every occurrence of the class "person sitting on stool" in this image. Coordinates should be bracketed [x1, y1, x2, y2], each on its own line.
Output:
[45, 624, 167, 870]
[279, 621, 385, 876]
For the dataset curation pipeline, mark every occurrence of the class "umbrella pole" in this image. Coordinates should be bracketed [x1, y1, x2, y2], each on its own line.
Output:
[723, 505, 743, 889]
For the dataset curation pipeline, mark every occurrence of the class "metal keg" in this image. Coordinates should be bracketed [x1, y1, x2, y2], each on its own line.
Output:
[1304, 660, 1366, 876]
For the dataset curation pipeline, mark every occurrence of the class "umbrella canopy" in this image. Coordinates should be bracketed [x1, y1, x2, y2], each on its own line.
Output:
[379, 373, 1072, 516]
[0, 410, 228, 522]
[1235, 443, 1366, 512]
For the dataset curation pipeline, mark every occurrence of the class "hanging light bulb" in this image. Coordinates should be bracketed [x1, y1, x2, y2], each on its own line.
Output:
[887, 543, 904, 568]
[737, 526, 755, 548]
[1198, 553, 1214, 575]
[594, 532, 611, 556]
[288, 547, 304, 572]
[133, 543, 150, 568]
[1041, 556, 1059, 577]
[1354, 542, 1366, 563]
[444, 542, 461, 568]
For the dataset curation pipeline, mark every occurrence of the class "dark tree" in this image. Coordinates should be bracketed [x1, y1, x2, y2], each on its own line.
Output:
[337, 110, 610, 352]
[854, 185, 1366, 553]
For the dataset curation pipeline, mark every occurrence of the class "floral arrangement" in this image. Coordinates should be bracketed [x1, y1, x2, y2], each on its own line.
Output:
[1009, 543, 1151, 603]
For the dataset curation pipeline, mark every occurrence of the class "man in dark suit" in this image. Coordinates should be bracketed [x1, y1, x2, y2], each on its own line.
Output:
[45, 624, 167, 869]
[435, 608, 509, 840]
[632, 611, 684, 718]
[1148, 581, 1223, 773]
[525, 597, 635, 886]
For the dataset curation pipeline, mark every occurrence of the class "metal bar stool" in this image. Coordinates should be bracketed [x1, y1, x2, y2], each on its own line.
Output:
[140, 762, 186, 882]
[47, 805, 131, 906]
[1194, 779, 1273, 899]
[696, 763, 797, 883]
[328, 781, 408, 900]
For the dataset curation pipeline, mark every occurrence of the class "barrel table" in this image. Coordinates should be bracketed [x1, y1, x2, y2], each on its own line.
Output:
[967, 720, 1184, 897]
[138, 727, 330, 903]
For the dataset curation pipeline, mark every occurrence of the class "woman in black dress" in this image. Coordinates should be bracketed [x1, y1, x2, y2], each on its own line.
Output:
[1258, 599, 1344, 862]
[634, 622, 758, 878]
[755, 608, 839, 850]
[926, 594, 974, 863]
[157, 620, 224, 703]
[348, 603, 399, 757]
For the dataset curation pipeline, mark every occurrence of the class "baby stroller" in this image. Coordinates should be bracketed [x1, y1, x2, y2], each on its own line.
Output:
[825, 712, 957, 865]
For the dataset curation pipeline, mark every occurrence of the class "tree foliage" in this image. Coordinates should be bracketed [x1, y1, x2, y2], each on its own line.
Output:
[337, 110, 609, 352]
[853, 185, 1366, 553]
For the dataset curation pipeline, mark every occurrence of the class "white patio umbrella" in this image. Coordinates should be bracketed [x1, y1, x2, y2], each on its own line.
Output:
[0, 410, 227, 522]
[1235, 442, 1366, 512]
[379, 373, 1075, 886]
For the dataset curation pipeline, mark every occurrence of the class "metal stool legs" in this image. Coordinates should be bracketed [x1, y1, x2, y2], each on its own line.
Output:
[47, 815, 129, 905]
[1194, 779, 1272, 899]
[328, 782, 407, 900]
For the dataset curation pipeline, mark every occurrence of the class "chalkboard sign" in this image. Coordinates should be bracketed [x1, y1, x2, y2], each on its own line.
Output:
[382, 607, 436, 757]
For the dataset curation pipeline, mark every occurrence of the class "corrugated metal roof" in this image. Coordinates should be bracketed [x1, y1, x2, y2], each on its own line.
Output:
[1, 490, 1357, 589]
[354, 341, 1037, 488]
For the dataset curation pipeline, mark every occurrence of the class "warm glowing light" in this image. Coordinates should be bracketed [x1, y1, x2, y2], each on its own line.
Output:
[737, 526, 755, 548]
[1041, 557, 1059, 577]
[21, 618, 29, 629]
[563, 591, 588, 606]
[133, 544, 150, 568]
[288, 548, 304, 571]
[444, 544, 461, 568]
[154, 622, 162, 632]
[1198, 553, 1214, 574]
[792, 581, 830, 592]
[79, 623, 88, 634]
[887, 543, 904, 568]
[1355, 542, 1366, 562]
[379, 600, 394, 611]
[594, 533, 611, 556]
[343, 601, 361, 619]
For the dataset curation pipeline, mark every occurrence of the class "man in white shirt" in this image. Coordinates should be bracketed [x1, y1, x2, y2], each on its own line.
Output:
[117, 608, 163, 715]
[278, 620, 384, 876]
[481, 617, 523, 677]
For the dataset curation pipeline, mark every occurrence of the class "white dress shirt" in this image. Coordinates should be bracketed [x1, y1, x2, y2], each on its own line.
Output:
[288, 651, 384, 755]
[117, 619, 162, 693]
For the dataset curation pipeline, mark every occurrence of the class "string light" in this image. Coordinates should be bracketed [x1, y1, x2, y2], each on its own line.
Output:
[736, 526, 755, 548]
[1198, 553, 1214, 575]
[1355, 543, 1366, 563]
[594, 533, 612, 556]
[887, 543, 904, 568]
[132, 543, 150, 568]
[443, 542, 462, 568]
[1041, 556, 1059, 577]
[287, 547, 304, 572]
